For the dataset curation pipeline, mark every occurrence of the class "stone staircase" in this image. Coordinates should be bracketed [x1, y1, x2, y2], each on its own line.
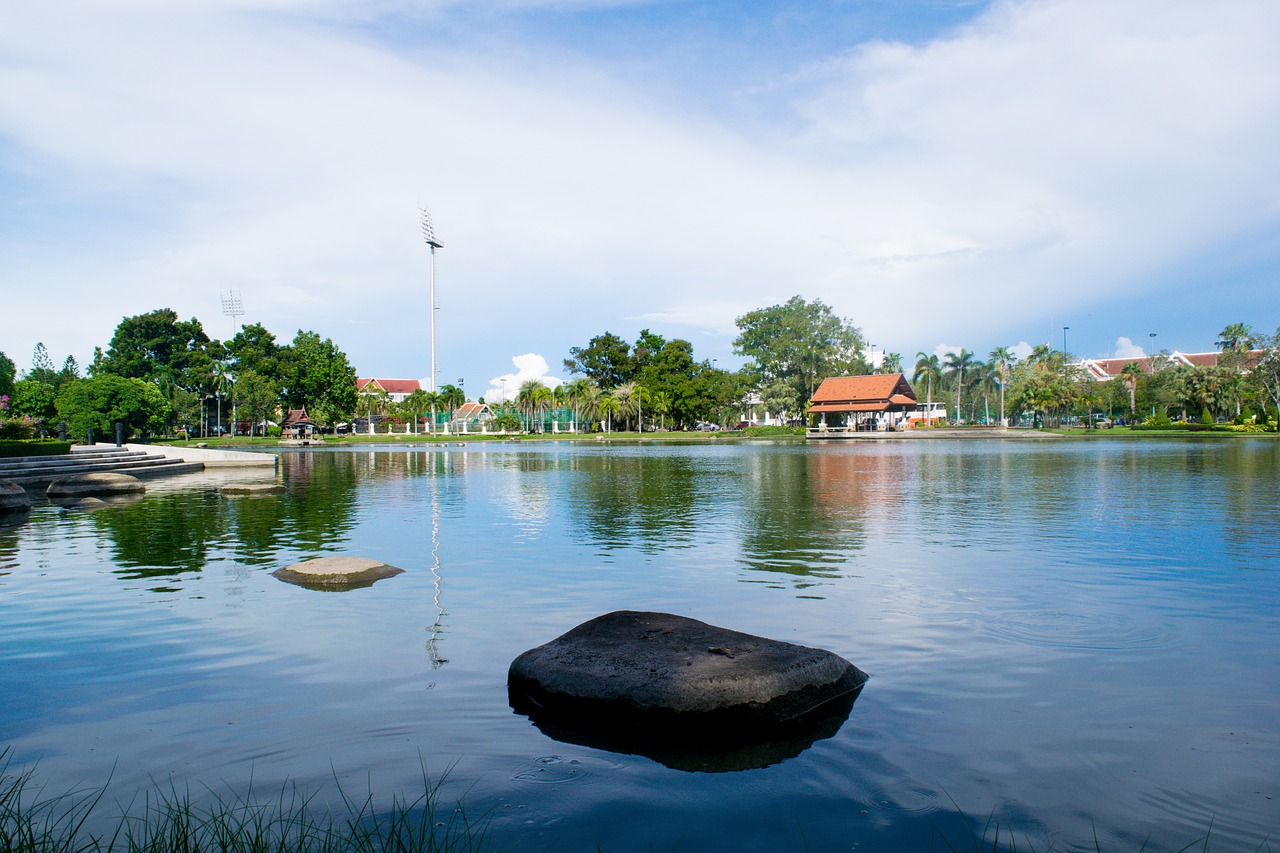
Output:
[0, 445, 204, 488]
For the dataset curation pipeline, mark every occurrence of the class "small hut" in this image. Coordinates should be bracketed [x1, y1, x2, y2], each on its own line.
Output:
[807, 374, 919, 437]
[281, 408, 317, 438]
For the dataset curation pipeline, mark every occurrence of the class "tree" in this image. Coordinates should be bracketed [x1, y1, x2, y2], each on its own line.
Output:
[55, 375, 172, 440]
[943, 349, 978, 424]
[1216, 322, 1255, 415]
[10, 379, 58, 421]
[516, 380, 546, 431]
[989, 346, 1017, 426]
[0, 351, 15, 400]
[597, 393, 620, 434]
[913, 353, 942, 423]
[280, 330, 358, 427]
[564, 332, 634, 389]
[28, 343, 58, 385]
[234, 370, 281, 436]
[1119, 361, 1144, 414]
[880, 352, 903, 374]
[650, 389, 672, 431]
[1251, 329, 1280, 431]
[734, 296, 865, 409]
[226, 323, 285, 381]
[96, 309, 213, 391]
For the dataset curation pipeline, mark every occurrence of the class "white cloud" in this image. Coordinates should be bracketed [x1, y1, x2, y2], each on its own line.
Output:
[486, 353, 562, 402]
[1, 0, 1277, 388]
[1112, 336, 1147, 359]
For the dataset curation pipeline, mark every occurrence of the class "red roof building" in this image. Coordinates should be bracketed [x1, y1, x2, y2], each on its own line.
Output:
[356, 378, 423, 403]
[807, 374, 919, 435]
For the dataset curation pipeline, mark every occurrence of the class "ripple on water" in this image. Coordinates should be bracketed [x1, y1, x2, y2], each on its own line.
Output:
[982, 608, 1171, 651]
[512, 756, 585, 784]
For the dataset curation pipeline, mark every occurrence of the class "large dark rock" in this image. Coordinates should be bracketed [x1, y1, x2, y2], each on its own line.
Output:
[0, 479, 31, 515]
[508, 611, 867, 770]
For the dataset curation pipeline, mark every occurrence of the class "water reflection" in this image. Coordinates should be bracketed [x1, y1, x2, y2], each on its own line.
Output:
[737, 449, 876, 581]
[93, 492, 227, 577]
[554, 450, 727, 554]
[510, 686, 860, 773]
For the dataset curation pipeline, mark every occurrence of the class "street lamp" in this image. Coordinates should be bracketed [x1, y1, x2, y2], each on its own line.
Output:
[1148, 333, 1157, 374]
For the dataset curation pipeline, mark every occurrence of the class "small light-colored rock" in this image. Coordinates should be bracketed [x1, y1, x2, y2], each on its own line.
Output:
[0, 479, 32, 514]
[65, 497, 108, 511]
[47, 473, 145, 498]
[272, 556, 404, 590]
[219, 483, 285, 495]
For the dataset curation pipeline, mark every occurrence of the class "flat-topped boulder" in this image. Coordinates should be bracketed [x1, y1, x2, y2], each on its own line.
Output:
[47, 472, 145, 499]
[509, 611, 867, 766]
[271, 556, 404, 590]
[219, 483, 285, 495]
[0, 479, 31, 514]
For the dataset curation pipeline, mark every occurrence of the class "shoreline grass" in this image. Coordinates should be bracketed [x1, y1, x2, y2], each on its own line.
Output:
[1, 751, 488, 853]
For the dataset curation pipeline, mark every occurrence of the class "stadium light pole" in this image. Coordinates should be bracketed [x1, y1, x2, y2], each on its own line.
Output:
[220, 290, 244, 437]
[421, 207, 443, 435]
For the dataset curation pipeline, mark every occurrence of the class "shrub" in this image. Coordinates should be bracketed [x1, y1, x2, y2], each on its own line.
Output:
[267, 425, 283, 438]
[1200, 408, 1214, 425]
[0, 440, 72, 458]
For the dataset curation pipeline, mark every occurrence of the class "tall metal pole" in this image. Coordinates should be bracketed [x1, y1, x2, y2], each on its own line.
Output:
[421, 207, 443, 435]
[1063, 326, 1069, 356]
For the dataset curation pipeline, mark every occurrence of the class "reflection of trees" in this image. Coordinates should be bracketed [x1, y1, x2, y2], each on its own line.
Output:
[93, 492, 228, 578]
[89, 452, 362, 584]
[563, 451, 711, 554]
[0, 515, 26, 579]
[738, 449, 877, 581]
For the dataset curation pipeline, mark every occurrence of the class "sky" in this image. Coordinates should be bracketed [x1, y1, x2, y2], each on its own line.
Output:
[2, 0, 1278, 401]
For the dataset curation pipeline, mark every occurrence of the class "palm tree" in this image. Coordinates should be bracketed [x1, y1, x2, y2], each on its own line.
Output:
[532, 384, 552, 432]
[516, 380, 545, 431]
[597, 393, 620, 434]
[1119, 361, 1143, 415]
[943, 349, 977, 425]
[913, 353, 942, 425]
[567, 378, 595, 432]
[972, 362, 1000, 424]
[882, 352, 902, 374]
[212, 359, 231, 436]
[650, 390, 672, 431]
[989, 346, 1017, 427]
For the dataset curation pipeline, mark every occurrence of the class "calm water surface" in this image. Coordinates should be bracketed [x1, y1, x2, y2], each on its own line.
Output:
[2, 439, 1278, 851]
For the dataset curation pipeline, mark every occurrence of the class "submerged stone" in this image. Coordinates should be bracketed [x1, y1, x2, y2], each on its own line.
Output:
[271, 556, 404, 590]
[0, 480, 31, 515]
[219, 483, 285, 495]
[508, 611, 867, 769]
[47, 473, 145, 498]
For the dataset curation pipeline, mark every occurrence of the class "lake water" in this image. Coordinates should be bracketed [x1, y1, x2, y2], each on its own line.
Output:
[2, 438, 1278, 851]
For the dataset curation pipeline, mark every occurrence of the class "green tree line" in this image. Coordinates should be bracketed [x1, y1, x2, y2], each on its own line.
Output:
[1, 309, 357, 440]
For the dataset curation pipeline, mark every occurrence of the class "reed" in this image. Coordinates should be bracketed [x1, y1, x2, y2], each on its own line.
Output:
[0, 750, 488, 853]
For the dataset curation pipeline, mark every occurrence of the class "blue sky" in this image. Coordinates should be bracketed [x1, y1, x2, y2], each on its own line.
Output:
[3, 0, 1278, 400]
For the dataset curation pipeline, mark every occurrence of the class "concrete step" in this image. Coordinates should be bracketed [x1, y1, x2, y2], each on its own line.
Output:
[0, 446, 206, 488]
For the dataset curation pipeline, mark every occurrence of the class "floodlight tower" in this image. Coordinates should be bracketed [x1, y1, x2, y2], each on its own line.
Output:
[220, 290, 244, 437]
[420, 207, 443, 433]
[220, 290, 244, 337]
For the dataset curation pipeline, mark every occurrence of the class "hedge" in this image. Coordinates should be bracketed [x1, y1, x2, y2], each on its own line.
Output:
[0, 440, 73, 458]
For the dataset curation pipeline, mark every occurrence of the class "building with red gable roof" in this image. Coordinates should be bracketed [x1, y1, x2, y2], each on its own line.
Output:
[806, 374, 922, 437]
[356, 378, 423, 403]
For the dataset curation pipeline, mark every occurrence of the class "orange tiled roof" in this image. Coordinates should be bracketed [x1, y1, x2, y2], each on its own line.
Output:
[810, 373, 917, 405]
[357, 378, 422, 395]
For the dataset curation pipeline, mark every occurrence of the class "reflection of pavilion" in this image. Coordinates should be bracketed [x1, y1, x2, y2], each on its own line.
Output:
[806, 374, 919, 438]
